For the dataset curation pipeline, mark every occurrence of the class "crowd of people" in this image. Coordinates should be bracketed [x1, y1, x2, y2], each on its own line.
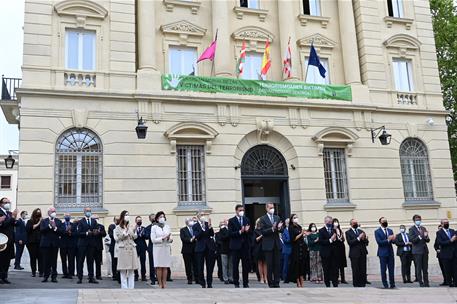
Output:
[1, 197, 456, 290]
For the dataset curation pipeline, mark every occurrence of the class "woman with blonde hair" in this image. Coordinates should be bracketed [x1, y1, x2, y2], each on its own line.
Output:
[114, 210, 138, 289]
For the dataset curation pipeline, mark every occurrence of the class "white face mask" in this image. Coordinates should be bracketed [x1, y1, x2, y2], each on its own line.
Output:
[158, 217, 166, 224]
[268, 208, 275, 215]
[311, 227, 317, 232]
[293, 218, 299, 224]
[200, 217, 207, 223]
[3, 203, 11, 211]
[50, 212, 56, 219]
[238, 211, 245, 217]
[220, 225, 226, 229]
[187, 221, 194, 227]
[333, 223, 339, 227]
[124, 215, 130, 222]
[400, 228, 405, 233]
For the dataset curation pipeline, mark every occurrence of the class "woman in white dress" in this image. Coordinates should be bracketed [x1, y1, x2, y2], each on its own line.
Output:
[150, 211, 173, 288]
[114, 210, 138, 289]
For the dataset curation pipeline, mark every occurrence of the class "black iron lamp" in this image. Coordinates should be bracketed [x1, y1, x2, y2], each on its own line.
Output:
[135, 116, 148, 139]
[4, 155, 15, 169]
[371, 126, 391, 145]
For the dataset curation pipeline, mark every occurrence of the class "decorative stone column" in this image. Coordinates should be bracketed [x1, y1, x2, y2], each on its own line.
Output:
[137, 0, 160, 91]
[337, 0, 361, 84]
[211, 0, 232, 77]
[277, 0, 299, 81]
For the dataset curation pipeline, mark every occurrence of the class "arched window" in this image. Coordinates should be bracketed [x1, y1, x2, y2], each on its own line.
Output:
[55, 128, 102, 210]
[399, 138, 433, 201]
[241, 145, 288, 177]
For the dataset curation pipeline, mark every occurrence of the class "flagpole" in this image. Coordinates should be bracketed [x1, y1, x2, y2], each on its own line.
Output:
[305, 39, 314, 82]
[210, 29, 218, 77]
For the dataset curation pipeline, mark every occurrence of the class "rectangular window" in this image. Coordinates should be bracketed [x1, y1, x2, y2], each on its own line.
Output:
[65, 29, 96, 71]
[169, 46, 197, 75]
[393, 59, 414, 92]
[242, 52, 262, 80]
[323, 148, 349, 203]
[387, 0, 404, 18]
[303, 0, 321, 16]
[177, 145, 206, 205]
[0, 176, 11, 189]
[240, 0, 259, 9]
[305, 57, 330, 84]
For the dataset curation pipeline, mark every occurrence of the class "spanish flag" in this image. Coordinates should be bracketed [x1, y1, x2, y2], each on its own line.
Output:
[260, 40, 271, 79]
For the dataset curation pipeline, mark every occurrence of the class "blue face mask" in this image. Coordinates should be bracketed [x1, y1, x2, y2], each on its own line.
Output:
[85, 211, 92, 218]
[415, 220, 421, 226]
[64, 216, 71, 222]
[326, 223, 332, 228]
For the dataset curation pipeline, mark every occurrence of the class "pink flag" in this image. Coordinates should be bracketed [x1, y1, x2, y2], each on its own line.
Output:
[197, 31, 218, 63]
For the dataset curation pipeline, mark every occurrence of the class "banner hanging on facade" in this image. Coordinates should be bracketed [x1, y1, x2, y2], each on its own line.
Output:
[161, 74, 352, 101]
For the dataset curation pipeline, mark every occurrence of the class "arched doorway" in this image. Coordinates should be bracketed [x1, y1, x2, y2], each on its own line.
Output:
[241, 145, 290, 222]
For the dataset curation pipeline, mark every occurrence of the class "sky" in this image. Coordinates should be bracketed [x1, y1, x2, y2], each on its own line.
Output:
[0, 0, 23, 154]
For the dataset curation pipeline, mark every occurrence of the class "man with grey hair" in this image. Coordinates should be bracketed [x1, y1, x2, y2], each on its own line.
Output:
[318, 215, 338, 287]
[436, 218, 457, 287]
[345, 218, 369, 287]
[180, 217, 197, 284]
[40, 206, 63, 283]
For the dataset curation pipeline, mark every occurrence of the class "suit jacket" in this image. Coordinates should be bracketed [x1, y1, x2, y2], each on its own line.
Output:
[281, 227, 292, 255]
[408, 225, 430, 255]
[59, 220, 78, 248]
[94, 223, 107, 250]
[180, 226, 196, 254]
[259, 214, 283, 251]
[216, 227, 231, 255]
[145, 224, 154, 252]
[318, 226, 337, 258]
[14, 218, 27, 243]
[77, 217, 99, 247]
[193, 221, 216, 253]
[375, 227, 394, 257]
[345, 228, 369, 259]
[40, 218, 63, 248]
[108, 223, 116, 254]
[0, 208, 15, 258]
[228, 215, 251, 251]
[436, 228, 455, 259]
[134, 225, 148, 254]
[394, 232, 412, 256]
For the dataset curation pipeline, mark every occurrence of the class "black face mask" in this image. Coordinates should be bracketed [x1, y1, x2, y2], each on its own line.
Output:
[137, 221, 142, 226]
[443, 223, 450, 229]
[352, 223, 359, 229]
[381, 222, 388, 228]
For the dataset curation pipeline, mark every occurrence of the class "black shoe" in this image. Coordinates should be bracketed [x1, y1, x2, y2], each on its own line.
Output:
[141, 277, 147, 282]
[96, 276, 102, 280]
[366, 281, 371, 285]
[420, 283, 425, 287]
[88, 279, 99, 284]
[68, 276, 73, 279]
[135, 277, 139, 281]
[150, 282, 156, 286]
[383, 285, 389, 289]
[0, 280, 3, 284]
[207, 284, 212, 288]
[440, 282, 448, 286]
[406, 280, 413, 283]
[52, 278, 58, 283]
[224, 281, 230, 285]
[424, 283, 430, 287]
[243, 284, 249, 288]
[39, 273, 43, 277]
[14, 266, 24, 270]
[341, 280, 348, 284]
[167, 278, 173, 282]
[234, 284, 240, 288]
[390, 285, 396, 289]
[2, 279, 11, 284]
[201, 284, 206, 288]
[187, 280, 193, 285]
[77, 279, 82, 284]
[31, 273, 36, 277]
[62, 275, 69, 279]
[228, 280, 234, 284]
[41, 278, 48, 283]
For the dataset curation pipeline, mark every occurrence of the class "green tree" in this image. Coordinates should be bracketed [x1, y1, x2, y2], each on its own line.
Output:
[430, 0, 457, 184]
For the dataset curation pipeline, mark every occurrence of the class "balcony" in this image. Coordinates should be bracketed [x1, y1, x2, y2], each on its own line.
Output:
[1, 75, 21, 124]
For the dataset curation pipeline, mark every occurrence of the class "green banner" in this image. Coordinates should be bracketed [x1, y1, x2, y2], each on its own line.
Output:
[161, 74, 352, 101]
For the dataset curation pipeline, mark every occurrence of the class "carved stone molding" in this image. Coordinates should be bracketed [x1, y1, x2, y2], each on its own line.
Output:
[229, 105, 240, 126]
[312, 127, 359, 157]
[151, 101, 162, 124]
[383, 34, 421, 51]
[407, 123, 418, 137]
[217, 105, 228, 126]
[256, 118, 274, 143]
[54, 0, 108, 20]
[164, 122, 218, 154]
[72, 109, 88, 128]
[233, 6, 268, 22]
[232, 26, 274, 43]
[297, 14, 330, 28]
[289, 108, 310, 129]
[297, 33, 336, 50]
[163, 0, 201, 15]
[160, 20, 207, 37]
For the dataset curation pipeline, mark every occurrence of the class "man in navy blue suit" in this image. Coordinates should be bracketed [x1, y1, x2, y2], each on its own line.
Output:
[0, 197, 17, 284]
[228, 204, 251, 288]
[145, 213, 157, 285]
[40, 206, 63, 283]
[193, 212, 216, 288]
[14, 210, 28, 270]
[436, 218, 457, 287]
[134, 216, 148, 281]
[60, 213, 78, 279]
[76, 207, 100, 284]
[374, 217, 396, 289]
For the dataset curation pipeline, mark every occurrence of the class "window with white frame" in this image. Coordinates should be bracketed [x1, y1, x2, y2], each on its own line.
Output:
[65, 29, 96, 71]
[323, 148, 349, 203]
[55, 128, 102, 210]
[305, 57, 330, 84]
[303, 0, 321, 16]
[387, 0, 404, 18]
[242, 52, 262, 80]
[393, 59, 414, 92]
[177, 145, 206, 205]
[240, 0, 259, 9]
[169, 46, 197, 75]
[400, 138, 434, 201]
[0, 176, 11, 189]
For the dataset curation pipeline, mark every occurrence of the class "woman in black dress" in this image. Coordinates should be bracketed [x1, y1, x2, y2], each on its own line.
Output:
[25, 208, 43, 277]
[332, 218, 348, 284]
[288, 214, 308, 287]
[253, 218, 267, 284]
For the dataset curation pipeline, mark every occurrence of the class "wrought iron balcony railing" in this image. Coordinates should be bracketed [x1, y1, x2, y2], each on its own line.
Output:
[1, 75, 21, 101]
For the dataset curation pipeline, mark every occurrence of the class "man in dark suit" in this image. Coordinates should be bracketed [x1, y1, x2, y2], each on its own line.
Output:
[40, 206, 63, 283]
[76, 207, 100, 284]
[374, 217, 396, 289]
[134, 216, 148, 281]
[180, 217, 197, 284]
[193, 212, 216, 288]
[394, 224, 413, 283]
[92, 215, 106, 280]
[259, 203, 283, 288]
[319, 216, 338, 287]
[0, 197, 17, 284]
[145, 213, 157, 285]
[408, 214, 430, 287]
[436, 218, 457, 287]
[60, 213, 78, 279]
[228, 204, 251, 288]
[434, 224, 447, 285]
[108, 216, 119, 282]
[14, 210, 27, 270]
[345, 218, 369, 287]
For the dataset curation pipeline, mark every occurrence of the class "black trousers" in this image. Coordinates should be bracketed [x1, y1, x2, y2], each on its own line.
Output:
[60, 246, 76, 276]
[264, 247, 281, 287]
[232, 249, 250, 286]
[94, 248, 103, 278]
[413, 253, 429, 285]
[14, 242, 25, 267]
[400, 252, 413, 282]
[0, 249, 11, 279]
[322, 255, 339, 287]
[441, 257, 455, 286]
[77, 245, 95, 280]
[182, 253, 197, 282]
[109, 250, 118, 280]
[196, 249, 215, 287]
[438, 257, 446, 283]
[42, 246, 59, 280]
[27, 243, 43, 275]
[147, 246, 156, 284]
[350, 255, 366, 287]
[134, 248, 147, 279]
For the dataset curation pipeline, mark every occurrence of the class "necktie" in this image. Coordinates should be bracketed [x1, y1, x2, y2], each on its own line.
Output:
[239, 217, 242, 226]
[87, 219, 90, 227]
[447, 230, 451, 239]
[384, 228, 387, 238]
[190, 227, 193, 237]
[269, 215, 273, 224]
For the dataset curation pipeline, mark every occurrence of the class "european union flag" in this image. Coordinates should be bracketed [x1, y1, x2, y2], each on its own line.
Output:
[308, 44, 326, 78]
